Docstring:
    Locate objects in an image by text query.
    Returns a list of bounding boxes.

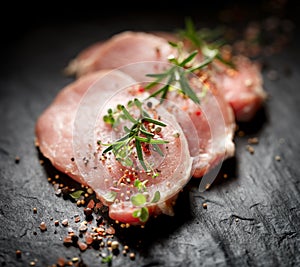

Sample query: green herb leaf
[139,207,149,222]
[147,84,169,98]
[145,47,203,105]
[103,114,115,125]
[135,138,148,171]
[69,190,84,200]
[201,45,218,59]
[151,191,161,203]
[179,50,198,67]
[181,17,203,47]
[135,136,168,145]
[103,191,117,203]
[133,179,141,187]
[152,144,164,157]
[132,208,141,218]
[178,71,200,104]
[140,128,154,137]
[101,254,113,263]
[132,207,149,222]
[134,179,148,192]
[189,57,213,72]
[168,41,180,48]
[121,105,137,123]
[133,98,142,109]
[101,132,131,154]
[131,193,147,206]
[117,156,133,167]
[102,145,113,154]
[179,17,235,68]
[142,117,167,127]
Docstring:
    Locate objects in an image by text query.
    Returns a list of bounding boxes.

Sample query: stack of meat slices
[36,31,266,224]
[66,31,266,121]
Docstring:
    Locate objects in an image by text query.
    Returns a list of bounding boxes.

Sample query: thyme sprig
[178,17,235,68]
[131,190,161,222]
[102,98,168,176]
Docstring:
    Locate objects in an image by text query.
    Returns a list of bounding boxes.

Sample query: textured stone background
[0,1,299,266]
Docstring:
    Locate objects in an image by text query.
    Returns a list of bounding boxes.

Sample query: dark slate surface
[1,1,299,266]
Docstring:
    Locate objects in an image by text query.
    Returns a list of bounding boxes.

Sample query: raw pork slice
[210,56,267,121]
[65,31,175,81]
[36,70,112,185]
[66,30,266,121]
[117,62,236,181]
[156,32,267,121]
[162,77,236,179]
[64,31,236,178]
[35,69,193,224]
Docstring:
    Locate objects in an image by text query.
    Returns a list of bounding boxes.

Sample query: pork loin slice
[36,69,192,224]
[148,68,236,180]
[35,70,112,185]
[66,30,266,122]
[65,31,175,81]
[115,62,236,182]
[210,56,267,121]
[170,84,235,179]
[64,31,236,179]
[156,32,267,121]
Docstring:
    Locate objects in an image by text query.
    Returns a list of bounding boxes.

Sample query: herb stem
[102,99,169,175]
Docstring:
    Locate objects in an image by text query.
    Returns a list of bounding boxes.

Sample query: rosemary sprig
[102,41,214,180]
[178,17,235,68]
[145,18,234,105]
[145,42,212,104]
[102,98,169,176]
[99,20,238,223]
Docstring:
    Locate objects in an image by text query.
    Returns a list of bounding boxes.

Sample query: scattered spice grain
[15,250,22,258]
[129,252,136,260]
[246,145,255,154]
[15,156,20,164]
[111,240,119,250]
[78,241,88,251]
[39,222,47,231]
[61,219,68,227]
[248,137,259,144]
[84,208,93,217]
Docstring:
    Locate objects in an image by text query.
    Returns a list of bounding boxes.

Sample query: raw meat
[211,56,267,121]
[36,69,193,224]
[156,32,267,121]
[36,70,112,185]
[65,31,236,178]
[65,31,266,121]
[65,31,175,81]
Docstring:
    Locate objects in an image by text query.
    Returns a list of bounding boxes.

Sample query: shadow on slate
[237,105,270,136]
[36,146,195,249]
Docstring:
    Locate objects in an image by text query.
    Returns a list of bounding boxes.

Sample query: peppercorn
[39,222,47,231]
[15,250,22,258]
[84,208,93,217]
